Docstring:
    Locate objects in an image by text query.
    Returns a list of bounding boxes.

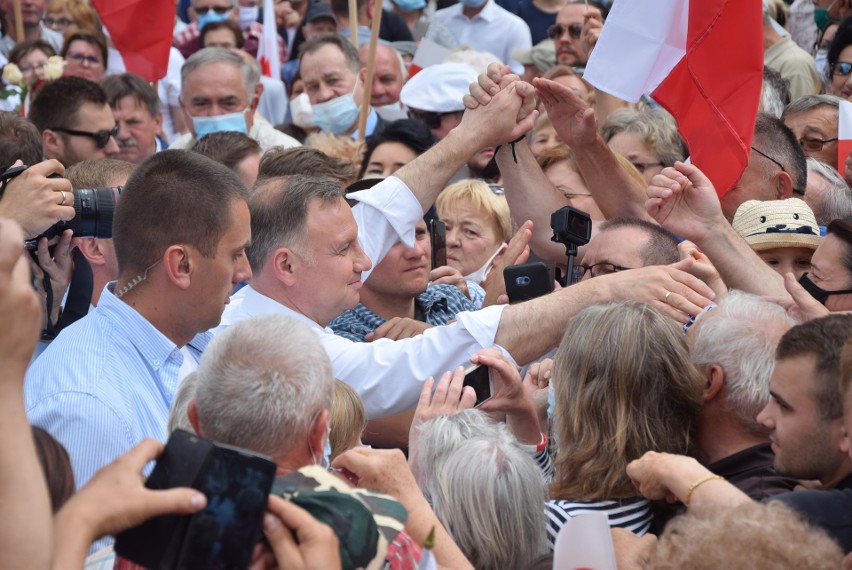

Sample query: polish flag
[583,0,763,197]
[257,0,281,78]
[92,0,174,82]
[838,100,852,171]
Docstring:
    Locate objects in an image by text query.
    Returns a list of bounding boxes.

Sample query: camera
[0,164,121,248]
[550,206,592,286]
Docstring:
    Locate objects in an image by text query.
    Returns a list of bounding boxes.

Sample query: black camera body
[0,164,121,248]
[550,206,593,286]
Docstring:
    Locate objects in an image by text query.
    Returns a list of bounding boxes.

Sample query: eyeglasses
[51,124,119,148]
[798,136,838,152]
[547,23,583,40]
[18,62,45,74]
[630,161,663,173]
[408,109,459,130]
[571,261,633,281]
[43,16,75,29]
[196,6,232,15]
[833,61,852,76]
[751,146,804,196]
[66,51,103,67]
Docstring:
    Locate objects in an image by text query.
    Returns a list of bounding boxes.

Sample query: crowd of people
[2,0,852,567]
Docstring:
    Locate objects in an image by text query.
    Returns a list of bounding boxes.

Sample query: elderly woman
[546,301,703,546]
[601,107,688,186]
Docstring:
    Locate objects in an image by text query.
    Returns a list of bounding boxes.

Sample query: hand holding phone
[504,261,555,303]
[430,219,447,269]
[463,364,493,407]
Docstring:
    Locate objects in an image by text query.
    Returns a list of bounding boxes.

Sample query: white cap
[400,62,479,113]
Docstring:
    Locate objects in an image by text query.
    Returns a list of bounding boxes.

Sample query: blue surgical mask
[197,9,232,30]
[459,0,488,8]
[815,48,829,78]
[311,93,360,134]
[394,0,426,12]
[192,109,249,139]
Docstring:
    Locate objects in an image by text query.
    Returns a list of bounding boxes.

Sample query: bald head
[359,44,406,107]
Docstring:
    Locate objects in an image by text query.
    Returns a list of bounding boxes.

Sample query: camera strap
[56,251,94,331]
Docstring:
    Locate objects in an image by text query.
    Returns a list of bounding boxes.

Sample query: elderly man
[359,43,407,119]
[171,48,300,152]
[0,0,62,57]
[219,81,715,419]
[299,34,383,138]
[804,157,852,225]
[574,218,679,281]
[28,77,120,167]
[781,94,841,170]
[25,150,252,494]
[101,74,165,165]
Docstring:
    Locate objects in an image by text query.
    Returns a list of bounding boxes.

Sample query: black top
[769,473,852,553]
[707,443,798,501]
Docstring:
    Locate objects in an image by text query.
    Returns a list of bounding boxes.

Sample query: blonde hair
[329,380,365,461]
[537,144,646,189]
[436,179,512,242]
[46,0,101,34]
[304,132,364,186]
[550,301,703,501]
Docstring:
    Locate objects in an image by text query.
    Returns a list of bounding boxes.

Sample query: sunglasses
[547,23,583,41]
[799,136,838,152]
[833,61,852,76]
[196,6,232,15]
[52,124,119,149]
[408,109,458,130]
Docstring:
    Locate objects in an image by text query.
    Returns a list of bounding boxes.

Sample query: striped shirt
[544,497,653,549]
[25,283,210,491]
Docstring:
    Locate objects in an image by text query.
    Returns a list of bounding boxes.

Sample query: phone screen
[464,364,492,406]
[178,450,275,570]
[430,219,447,269]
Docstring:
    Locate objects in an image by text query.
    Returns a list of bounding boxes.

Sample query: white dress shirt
[433,0,532,74]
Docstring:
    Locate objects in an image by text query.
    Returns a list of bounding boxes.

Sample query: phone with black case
[114,430,276,570]
[430,219,447,269]
[504,261,556,303]
[464,364,492,406]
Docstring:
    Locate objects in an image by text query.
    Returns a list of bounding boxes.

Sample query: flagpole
[348,0,359,47]
[13,0,24,42]
[356,0,382,142]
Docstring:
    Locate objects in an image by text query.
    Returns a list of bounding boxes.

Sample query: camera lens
[67,187,122,238]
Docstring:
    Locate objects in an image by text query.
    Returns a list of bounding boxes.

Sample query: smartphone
[430,219,447,269]
[504,262,555,304]
[464,364,492,406]
[115,430,276,570]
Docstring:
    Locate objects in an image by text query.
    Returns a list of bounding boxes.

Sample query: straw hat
[732,198,823,251]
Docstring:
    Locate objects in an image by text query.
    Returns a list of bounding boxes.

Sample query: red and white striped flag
[257,0,281,78]
[583,0,763,198]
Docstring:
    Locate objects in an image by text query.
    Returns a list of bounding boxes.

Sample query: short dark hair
[112,150,249,275]
[753,112,807,193]
[66,158,136,189]
[776,314,852,421]
[191,132,261,172]
[0,112,43,170]
[101,73,161,117]
[200,19,245,49]
[599,218,679,266]
[247,175,344,272]
[330,0,367,17]
[358,119,435,179]
[827,218,852,282]
[299,34,360,74]
[60,31,108,68]
[32,427,74,514]
[28,76,108,133]
[8,39,56,66]
[258,147,355,184]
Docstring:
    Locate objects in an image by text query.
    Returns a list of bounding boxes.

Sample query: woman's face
[63,39,104,82]
[544,160,605,221]
[829,44,852,99]
[44,8,75,33]
[552,74,591,103]
[441,197,504,278]
[363,141,417,178]
[607,131,663,186]
[806,234,852,311]
[757,246,813,281]
[529,124,561,157]
[17,48,50,85]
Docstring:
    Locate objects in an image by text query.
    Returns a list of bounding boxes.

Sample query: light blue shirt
[25,283,210,490]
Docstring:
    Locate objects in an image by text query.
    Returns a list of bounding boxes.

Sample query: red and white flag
[839,100,852,170]
[257,0,281,78]
[583,0,763,197]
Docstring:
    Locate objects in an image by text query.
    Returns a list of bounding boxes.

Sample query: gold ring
[59,191,67,205]
[664,291,673,303]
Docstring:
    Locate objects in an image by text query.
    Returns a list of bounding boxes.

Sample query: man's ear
[774,171,795,200]
[704,363,725,402]
[187,399,202,435]
[273,247,299,285]
[308,409,329,458]
[78,238,106,266]
[251,81,264,113]
[42,129,64,161]
[164,245,193,289]
[179,97,197,138]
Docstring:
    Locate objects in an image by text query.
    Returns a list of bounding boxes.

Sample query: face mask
[313,422,333,470]
[815,0,837,30]
[459,0,488,8]
[799,272,852,305]
[464,243,506,284]
[290,92,314,128]
[192,109,249,139]
[238,5,259,28]
[311,93,360,134]
[197,9,232,30]
[394,0,426,12]
[815,48,829,78]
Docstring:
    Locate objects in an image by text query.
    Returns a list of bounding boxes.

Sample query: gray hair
[761,68,791,118]
[806,157,852,225]
[168,371,199,434]
[194,315,334,459]
[247,175,345,272]
[600,107,687,167]
[782,94,842,119]
[412,410,547,570]
[690,290,796,431]
[299,34,360,75]
[181,47,260,103]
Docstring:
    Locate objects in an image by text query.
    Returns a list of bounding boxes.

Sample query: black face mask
[799,272,852,305]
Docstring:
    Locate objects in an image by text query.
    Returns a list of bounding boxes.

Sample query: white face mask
[815,48,829,79]
[238,5,259,28]
[290,92,314,128]
[464,243,506,284]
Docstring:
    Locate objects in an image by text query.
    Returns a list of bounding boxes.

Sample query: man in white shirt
[433,0,531,74]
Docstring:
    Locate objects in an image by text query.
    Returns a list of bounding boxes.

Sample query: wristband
[685,474,724,507]
[494,134,528,164]
[518,432,548,454]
